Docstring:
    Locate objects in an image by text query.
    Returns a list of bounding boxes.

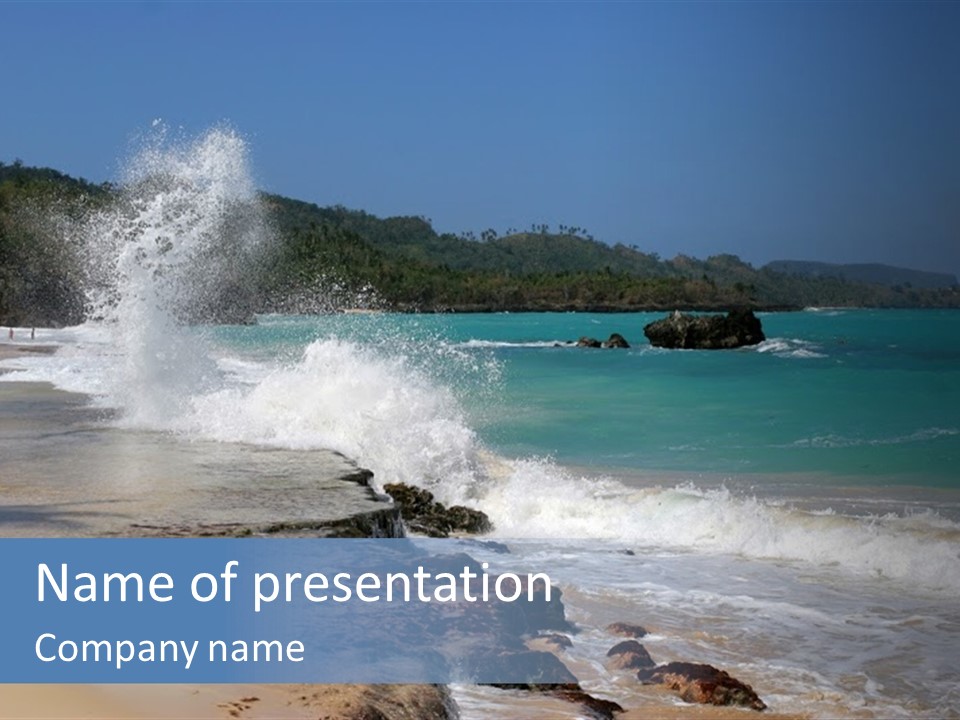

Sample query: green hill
[2,161,958,326]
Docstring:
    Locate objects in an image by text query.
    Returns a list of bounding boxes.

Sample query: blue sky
[2,2,958,275]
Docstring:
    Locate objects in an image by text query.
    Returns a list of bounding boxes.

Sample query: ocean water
[5,310,959,718]
[2,129,958,718]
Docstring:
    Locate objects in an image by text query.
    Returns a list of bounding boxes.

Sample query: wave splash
[179,337,490,498]
[76,125,269,425]
[170,327,960,596]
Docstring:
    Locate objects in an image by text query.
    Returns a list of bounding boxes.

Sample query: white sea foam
[175,338,487,494]
[804,306,848,316]
[475,461,960,594]
[788,427,960,449]
[754,337,828,358]
[456,533,960,719]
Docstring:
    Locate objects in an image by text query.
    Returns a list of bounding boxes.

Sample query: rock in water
[605,622,648,638]
[643,309,765,349]
[637,662,767,711]
[474,651,578,684]
[531,633,574,652]
[605,640,655,671]
[577,333,630,348]
[602,333,630,348]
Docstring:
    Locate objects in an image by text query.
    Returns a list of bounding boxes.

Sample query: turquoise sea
[215,308,960,486]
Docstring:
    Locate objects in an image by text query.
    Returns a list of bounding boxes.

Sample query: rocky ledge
[382,482,492,537]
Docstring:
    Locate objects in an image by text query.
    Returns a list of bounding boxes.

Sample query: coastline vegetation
[2,161,958,326]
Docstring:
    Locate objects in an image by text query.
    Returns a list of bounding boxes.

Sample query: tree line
[1,161,957,326]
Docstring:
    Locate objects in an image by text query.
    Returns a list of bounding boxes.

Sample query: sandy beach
[0,683,808,720]
[0,684,465,720]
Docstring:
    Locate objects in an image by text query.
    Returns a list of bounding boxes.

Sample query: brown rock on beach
[605,640,655,671]
[489,683,624,720]
[637,662,767,711]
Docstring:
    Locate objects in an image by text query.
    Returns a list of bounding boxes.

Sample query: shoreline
[0,348,818,719]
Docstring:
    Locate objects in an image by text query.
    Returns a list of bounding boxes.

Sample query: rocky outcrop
[643,309,765,349]
[383,482,492,537]
[116,461,404,539]
[576,333,630,348]
[636,662,767,711]
[602,333,630,348]
[121,507,404,539]
[491,576,573,635]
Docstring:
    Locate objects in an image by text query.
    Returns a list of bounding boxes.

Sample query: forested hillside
[765,260,957,290]
[2,161,958,326]
[0,162,111,326]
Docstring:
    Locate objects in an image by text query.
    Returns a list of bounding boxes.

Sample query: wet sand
[0,684,439,720]
[0,341,58,363]
[0,684,809,720]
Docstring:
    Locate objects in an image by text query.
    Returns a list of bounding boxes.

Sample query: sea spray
[8,305,960,596]
[19,124,501,496]
[77,126,269,424]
